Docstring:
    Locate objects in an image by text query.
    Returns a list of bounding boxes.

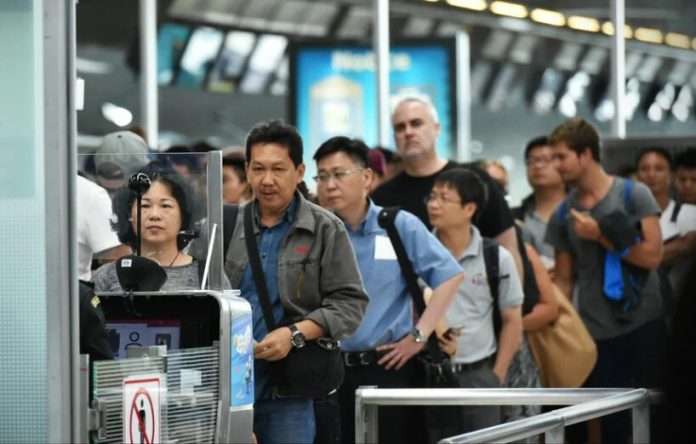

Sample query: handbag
[526,285,597,388]
[377,207,461,443]
[243,203,344,398]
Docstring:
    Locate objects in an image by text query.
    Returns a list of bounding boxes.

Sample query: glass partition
[78,150,226,291]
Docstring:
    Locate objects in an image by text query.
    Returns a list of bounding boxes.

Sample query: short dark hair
[434,168,488,222]
[111,166,198,251]
[524,136,549,160]
[636,147,674,170]
[549,117,601,162]
[245,119,303,167]
[313,136,369,168]
[675,148,696,171]
[222,156,247,182]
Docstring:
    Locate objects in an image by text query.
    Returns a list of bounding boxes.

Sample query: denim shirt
[239,198,297,400]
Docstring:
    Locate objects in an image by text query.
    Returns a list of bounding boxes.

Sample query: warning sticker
[123,374,163,444]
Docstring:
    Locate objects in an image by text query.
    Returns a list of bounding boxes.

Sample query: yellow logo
[90,295,101,308]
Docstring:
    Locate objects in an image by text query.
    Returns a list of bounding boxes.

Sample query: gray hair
[392,95,440,124]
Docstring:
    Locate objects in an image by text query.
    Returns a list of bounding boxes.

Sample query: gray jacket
[224,194,368,341]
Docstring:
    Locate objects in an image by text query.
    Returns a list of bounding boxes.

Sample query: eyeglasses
[313,168,364,183]
[525,155,554,167]
[424,194,462,205]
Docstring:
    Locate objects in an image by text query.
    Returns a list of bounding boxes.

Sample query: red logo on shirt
[296,245,310,255]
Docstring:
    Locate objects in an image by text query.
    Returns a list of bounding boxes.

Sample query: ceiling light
[446,0,487,11]
[490,1,527,19]
[601,22,633,39]
[567,16,600,33]
[634,27,663,44]
[422,0,439,2]
[101,102,133,127]
[530,8,565,27]
[665,32,690,49]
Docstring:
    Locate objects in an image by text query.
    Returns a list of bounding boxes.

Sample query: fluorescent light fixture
[601,22,633,39]
[490,1,527,18]
[634,27,663,44]
[671,86,692,122]
[567,16,600,33]
[530,8,565,27]
[422,0,439,2]
[101,102,133,127]
[665,32,690,49]
[445,0,487,11]
[247,34,287,73]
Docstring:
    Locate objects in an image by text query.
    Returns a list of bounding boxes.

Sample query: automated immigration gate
[80,290,254,443]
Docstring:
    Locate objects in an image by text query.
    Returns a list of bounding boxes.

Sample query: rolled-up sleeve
[306,219,369,340]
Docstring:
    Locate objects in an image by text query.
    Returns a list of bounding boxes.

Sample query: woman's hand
[253,327,293,361]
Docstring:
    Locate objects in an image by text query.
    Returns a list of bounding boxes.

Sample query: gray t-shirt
[444,226,524,363]
[545,177,662,340]
[93,260,224,292]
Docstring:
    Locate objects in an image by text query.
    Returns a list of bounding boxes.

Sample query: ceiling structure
[75,0,696,143]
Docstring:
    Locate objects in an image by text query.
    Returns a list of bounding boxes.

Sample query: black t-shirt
[371,160,514,236]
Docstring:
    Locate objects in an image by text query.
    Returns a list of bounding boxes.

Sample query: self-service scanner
[78,151,253,443]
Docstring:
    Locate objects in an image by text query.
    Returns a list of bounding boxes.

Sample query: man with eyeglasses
[223,120,368,444]
[313,136,464,444]
[371,96,524,279]
[512,136,566,264]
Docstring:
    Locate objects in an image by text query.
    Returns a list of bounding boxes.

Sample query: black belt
[451,355,494,373]
[342,350,383,367]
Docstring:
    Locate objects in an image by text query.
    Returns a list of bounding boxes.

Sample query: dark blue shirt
[239,198,297,400]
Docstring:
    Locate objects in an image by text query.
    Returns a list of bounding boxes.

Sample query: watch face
[291,332,306,348]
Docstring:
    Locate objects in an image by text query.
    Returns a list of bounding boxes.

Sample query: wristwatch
[288,324,306,349]
[409,328,426,343]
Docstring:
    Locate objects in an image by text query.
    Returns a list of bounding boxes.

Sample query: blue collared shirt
[239,198,298,400]
[340,201,463,352]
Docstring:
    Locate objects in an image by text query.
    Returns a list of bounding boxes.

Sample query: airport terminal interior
[2,0,696,442]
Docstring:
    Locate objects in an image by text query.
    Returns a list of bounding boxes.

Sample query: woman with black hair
[93,168,228,291]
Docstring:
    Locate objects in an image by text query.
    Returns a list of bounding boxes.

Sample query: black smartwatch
[288,324,306,349]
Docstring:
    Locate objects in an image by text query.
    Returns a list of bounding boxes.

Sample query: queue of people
[75,96,696,444]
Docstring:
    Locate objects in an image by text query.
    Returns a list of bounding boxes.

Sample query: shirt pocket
[281,258,321,304]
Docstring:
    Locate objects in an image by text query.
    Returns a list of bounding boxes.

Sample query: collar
[254,194,298,229]
[339,199,382,235]
[431,225,482,261]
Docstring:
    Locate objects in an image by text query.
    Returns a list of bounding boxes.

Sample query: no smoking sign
[123,374,163,444]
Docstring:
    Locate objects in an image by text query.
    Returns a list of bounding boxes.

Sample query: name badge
[374,235,397,260]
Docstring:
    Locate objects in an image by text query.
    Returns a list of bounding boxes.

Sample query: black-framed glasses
[525,155,554,167]
[424,194,462,205]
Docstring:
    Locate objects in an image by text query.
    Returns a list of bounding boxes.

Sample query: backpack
[482,238,503,338]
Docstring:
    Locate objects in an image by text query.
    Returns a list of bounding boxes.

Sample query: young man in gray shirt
[545,117,665,444]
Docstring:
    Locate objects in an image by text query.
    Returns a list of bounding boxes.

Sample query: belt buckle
[359,352,372,366]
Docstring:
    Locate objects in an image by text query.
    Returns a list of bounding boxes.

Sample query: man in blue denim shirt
[314,137,464,444]
[224,121,368,444]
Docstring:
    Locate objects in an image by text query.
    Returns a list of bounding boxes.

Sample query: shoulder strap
[243,203,277,332]
[482,238,502,337]
[671,201,682,223]
[623,178,634,208]
[377,207,444,360]
[377,207,426,314]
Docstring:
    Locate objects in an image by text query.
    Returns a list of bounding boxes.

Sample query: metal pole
[610,0,626,138]
[544,425,565,444]
[632,400,651,443]
[455,31,471,162]
[373,0,390,147]
[140,0,158,147]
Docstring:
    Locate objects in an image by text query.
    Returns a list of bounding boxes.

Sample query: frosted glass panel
[0,0,48,442]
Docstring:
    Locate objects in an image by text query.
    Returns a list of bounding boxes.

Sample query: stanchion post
[632,400,650,443]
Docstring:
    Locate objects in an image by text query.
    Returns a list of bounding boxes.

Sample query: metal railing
[355,387,660,444]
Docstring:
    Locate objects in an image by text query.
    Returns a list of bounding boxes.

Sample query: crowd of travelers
[77,96,696,444]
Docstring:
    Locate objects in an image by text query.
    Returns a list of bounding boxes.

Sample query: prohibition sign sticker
[123,374,162,444]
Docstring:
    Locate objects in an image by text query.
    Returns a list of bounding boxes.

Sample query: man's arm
[377,272,464,370]
[553,250,575,301]
[493,305,522,382]
[494,227,524,283]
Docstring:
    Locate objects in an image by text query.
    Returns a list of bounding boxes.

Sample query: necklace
[168,250,180,267]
